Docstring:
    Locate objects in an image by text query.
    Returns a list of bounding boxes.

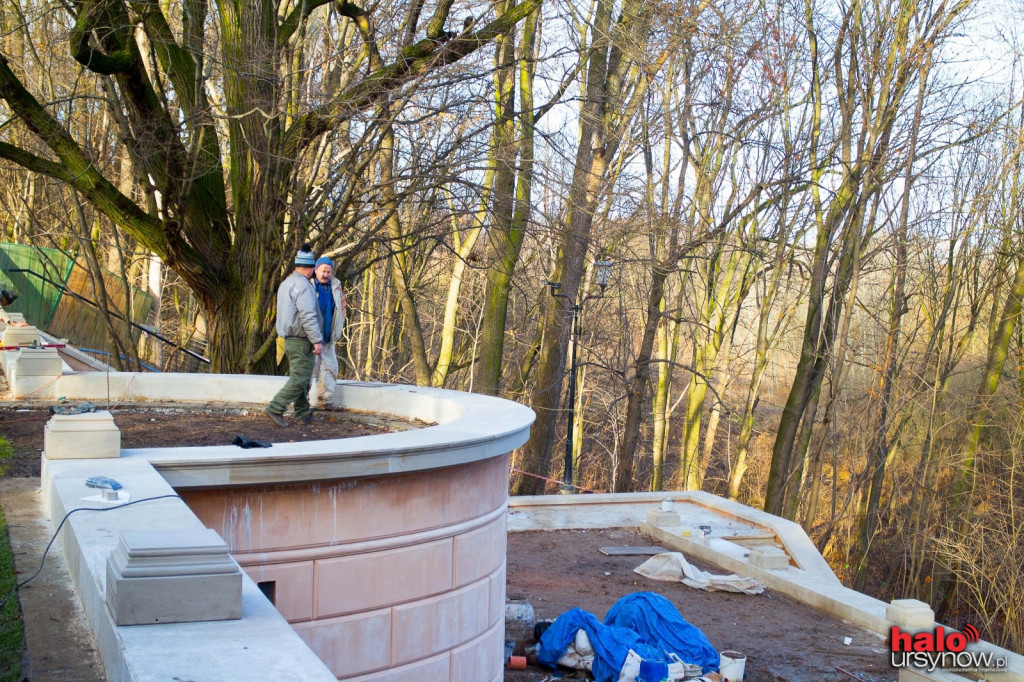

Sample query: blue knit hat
[315,256,334,269]
[295,245,316,267]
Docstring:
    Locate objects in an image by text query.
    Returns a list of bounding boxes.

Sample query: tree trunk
[511,0,655,494]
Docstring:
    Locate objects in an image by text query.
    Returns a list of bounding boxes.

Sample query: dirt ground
[505,528,897,682]
[0,403,413,477]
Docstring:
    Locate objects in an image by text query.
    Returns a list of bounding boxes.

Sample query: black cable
[0,493,183,610]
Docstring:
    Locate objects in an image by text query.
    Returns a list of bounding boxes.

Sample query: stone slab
[43,411,120,459]
[749,545,790,570]
[12,347,62,376]
[2,325,39,346]
[887,599,935,629]
[598,546,669,556]
[106,567,242,626]
[645,509,681,528]
[105,528,242,625]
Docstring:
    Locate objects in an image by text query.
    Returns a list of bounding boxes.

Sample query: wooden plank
[599,546,669,556]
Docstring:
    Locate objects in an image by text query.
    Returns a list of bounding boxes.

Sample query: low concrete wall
[39,377,534,682]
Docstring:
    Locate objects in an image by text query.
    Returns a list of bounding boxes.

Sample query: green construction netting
[0,243,74,327]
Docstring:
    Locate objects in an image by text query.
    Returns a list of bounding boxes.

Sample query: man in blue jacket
[265,245,323,426]
[311,256,346,409]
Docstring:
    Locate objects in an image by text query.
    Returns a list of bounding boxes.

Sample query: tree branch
[283,0,541,157]
[0,142,72,179]
[0,52,174,265]
[129,0,203,113]
[70,1,137,74]
[279,0,334,46]
[425,0,456,39]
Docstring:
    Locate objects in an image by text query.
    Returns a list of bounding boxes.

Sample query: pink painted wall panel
[314,539,453,618]
[450,620,505,682]
[242,561,314,622]
[293,609,392,677]
[344,653,449,682]
[453,514,505,588]
[488,566,506,630]
[390,580,490,665]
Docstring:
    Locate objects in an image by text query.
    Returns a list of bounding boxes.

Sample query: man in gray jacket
[265,245,323,426]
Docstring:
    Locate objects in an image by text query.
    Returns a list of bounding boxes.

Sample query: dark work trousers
[267,337,316,420]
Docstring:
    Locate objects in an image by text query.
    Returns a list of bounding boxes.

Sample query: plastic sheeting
[537,592,719,682]
[635,552,765,594]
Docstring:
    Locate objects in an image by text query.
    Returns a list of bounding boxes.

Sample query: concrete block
[105,528,242,626]
[749,546,790,570]
[646,509,681,528]
[887,599,935,629]
[44,411,121,459]
[2,325,40,346]
[12,347,62,377]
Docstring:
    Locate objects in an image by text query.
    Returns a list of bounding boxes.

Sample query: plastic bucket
[719,650,746,681]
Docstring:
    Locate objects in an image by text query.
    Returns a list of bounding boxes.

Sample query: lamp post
[544,258,614,493]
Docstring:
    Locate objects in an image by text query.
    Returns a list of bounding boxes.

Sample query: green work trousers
[267,337,315,420]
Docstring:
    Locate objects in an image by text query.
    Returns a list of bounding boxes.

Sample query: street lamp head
[595,259,614,290]
[542,279,562,292]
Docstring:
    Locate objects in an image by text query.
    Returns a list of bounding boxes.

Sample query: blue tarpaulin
[606,592,719,674]
[537,592,719,681]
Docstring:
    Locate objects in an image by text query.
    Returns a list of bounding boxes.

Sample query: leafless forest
[1,0,1022,650]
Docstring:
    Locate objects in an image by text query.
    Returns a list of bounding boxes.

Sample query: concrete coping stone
[46,410,118,430]
[111,528,240,578]
[111,381,536,488]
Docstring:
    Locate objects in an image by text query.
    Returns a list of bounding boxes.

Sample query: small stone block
[748,546,790,570]
[12,347,62,377]
[106,528,242,626]
[646,509,681,528]
[887,599,935,629]
[2,325,40,346]
[43,411,121,459]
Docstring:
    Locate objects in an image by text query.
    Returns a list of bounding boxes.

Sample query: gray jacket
[276,271,323,343]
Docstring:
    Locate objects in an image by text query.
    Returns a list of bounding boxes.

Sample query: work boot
[264,407,288,427]
[298,412,318,425]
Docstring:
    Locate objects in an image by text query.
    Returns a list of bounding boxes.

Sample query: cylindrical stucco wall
[182,454,510,682]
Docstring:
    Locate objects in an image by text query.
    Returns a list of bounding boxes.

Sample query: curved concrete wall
[183,456,509,681]
[38,376,533,682]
